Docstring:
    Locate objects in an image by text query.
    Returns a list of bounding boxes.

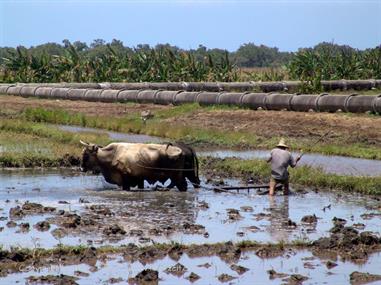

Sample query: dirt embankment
[167,109,381,146]
[0,95,170,118]
[1,95,380,146]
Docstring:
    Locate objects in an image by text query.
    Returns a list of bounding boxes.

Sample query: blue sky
[1,0,380,51]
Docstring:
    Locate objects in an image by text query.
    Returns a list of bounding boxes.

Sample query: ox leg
[122,178,131,191]
[175,177,188,192]
[187,173,201,189]
[138,180,144,189]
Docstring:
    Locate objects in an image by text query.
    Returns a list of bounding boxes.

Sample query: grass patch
[201,157,381,195]
[0,120,111,167]
[2,106,376,159]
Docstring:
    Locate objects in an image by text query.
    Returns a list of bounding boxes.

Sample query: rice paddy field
[0,83,380,285]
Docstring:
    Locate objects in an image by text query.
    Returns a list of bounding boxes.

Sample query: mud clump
[313,225,381,262]
[283,219,297,228]
[34,221,50,231]
[301,214,318,224]
[349,271,381,285]
[103,224,126,236]
[197,201,209,209]
[6,221,17,228]
[60,213,82,228]
[332,217,347,226]
[326,260,338,269]
[282,274,309,284]
[74,271,89,277]
[182,223,205,234]
[51,228,67,239]
[267,269,288,280]
[227,208,242,221]
[230,264,249,275]
[27,274,78,285]
[18,222,30,233]
[128,269,158,284]
[217,242,241,262]
[256,246,284,259]
[9,206,24,219]
[88,205,114,216]
[168,245,184,261]
[164,262,187,276]
[22,202,55,214]
[217,273,236,282]
[108,277,123,284]
[185,272,200,283]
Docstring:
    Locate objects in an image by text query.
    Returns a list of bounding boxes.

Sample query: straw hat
[277,138,289,148]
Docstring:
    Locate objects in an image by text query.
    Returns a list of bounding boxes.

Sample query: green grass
[17,106,381,160]
[202,157,381,195]
[0,119,111,167]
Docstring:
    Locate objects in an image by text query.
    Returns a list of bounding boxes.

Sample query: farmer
[266,138,302,196]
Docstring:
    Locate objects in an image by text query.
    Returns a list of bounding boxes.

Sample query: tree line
[0,39,380,84]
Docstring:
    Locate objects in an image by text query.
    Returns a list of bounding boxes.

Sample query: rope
[134,162,196,172]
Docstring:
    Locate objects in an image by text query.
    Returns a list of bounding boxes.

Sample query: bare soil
[167,109,381,145]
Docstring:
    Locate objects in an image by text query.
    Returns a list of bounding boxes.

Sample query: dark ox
[80,141,199,191]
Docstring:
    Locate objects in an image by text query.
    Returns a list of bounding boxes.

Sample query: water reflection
[268,196,291,242]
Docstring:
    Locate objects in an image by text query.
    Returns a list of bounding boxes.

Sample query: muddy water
[199,150,381,177]
[57,124,381,177]
[59,125,163,143]
[2,250,381,284]
[1,169,380,249]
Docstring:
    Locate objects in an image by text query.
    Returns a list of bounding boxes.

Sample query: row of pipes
[1,84,380,114]
[1,79,381,92]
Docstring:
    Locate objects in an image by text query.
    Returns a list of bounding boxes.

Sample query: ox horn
[79,140,90,146]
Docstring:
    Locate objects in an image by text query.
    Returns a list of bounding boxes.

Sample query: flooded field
[0,125,380,284]
[1,250,381,285]
[1,168,381,284]
[1,169,381,249]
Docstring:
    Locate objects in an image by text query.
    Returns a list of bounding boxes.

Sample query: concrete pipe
[264,93,294,111]
[345,95,377,113]
[67,88,87,100]
[99,89,120,102]
[155,90,182,105]
[256,82,285,92]
[19,86,39,97]
[117,90,140,103]
[174,91,201,105]
[60,83,101,89]
[373,95,381,114]
[290,94,319,112]
[83,89,103,101]
[51,88,70,100]
[148,82,183,91]
[240,93,268,110]
[0,85,13,94]
[322,80,347,91]
[137,89,160,103]
[283,81,301,92]
[317,94,349,112]
[217,82,253,92]
[202,83,221,92]
[35,87,53,98]
[181,82,205,91]
[346,80,375,90]
[110,83,149,90]
[218,92,246,105]
[196,91,222,105]
[6,86,23,96]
